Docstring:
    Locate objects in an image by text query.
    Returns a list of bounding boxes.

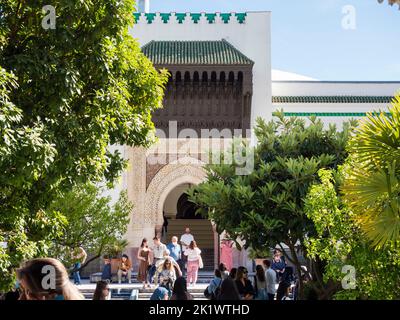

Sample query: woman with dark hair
[170,277,193,300]
[276,281,292,301]
[137,238,151,289]
[184,240,202,286]
[229,267,237,280]
[235,266,254,300]
[217,278,240,300]
[254,265,267,300]
[218,263,229,280]
[93,280,110,300]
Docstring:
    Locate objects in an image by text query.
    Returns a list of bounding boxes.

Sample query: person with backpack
[204,269,223,300]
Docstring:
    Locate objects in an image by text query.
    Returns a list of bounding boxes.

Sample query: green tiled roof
[142,40,254,65]
[275,112,391,117]
[272,96,394,104]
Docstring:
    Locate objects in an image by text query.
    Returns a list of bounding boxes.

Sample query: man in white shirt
[149,236,168,285]
[180,227,194,276]
[180,227,194,252]
[264,259,278,301]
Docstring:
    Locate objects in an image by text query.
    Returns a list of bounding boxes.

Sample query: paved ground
[76,279,209,300]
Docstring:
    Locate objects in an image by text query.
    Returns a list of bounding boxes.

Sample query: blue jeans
[148,264,156,283]
[256,289,268,300]
[73,262,81,284]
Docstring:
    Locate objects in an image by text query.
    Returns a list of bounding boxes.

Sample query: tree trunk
[287,241,304,300]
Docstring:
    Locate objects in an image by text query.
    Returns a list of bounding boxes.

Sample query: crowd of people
[0,226,295,301]
[147,247,295,301]
[99,227,203,291]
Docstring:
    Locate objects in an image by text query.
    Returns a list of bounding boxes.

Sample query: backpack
[204,278,222,300]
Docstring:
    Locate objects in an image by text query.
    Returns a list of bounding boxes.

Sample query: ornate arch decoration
[145,158,207,226]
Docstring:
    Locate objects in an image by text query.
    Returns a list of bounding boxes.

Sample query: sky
[146,0,400,81]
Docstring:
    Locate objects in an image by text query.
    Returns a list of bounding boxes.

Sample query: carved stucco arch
[145,159,207,226]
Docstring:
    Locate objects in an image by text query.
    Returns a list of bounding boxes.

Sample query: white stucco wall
[272,81,400,129]
[272,81,400,96]
[130,11,272,130]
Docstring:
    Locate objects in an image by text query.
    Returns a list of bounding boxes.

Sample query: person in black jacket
[235,266,254,300]
[217,278,241,300]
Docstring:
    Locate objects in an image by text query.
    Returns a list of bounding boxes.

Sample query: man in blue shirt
[167,236,184,276]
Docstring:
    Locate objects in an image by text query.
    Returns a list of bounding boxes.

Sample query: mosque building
[107,0,400,271]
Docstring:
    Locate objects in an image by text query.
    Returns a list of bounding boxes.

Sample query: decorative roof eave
[142,40,254,66]
[272,96,394,104]
[133,12,248,24]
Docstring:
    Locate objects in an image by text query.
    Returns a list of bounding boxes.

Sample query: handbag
[198,255,204,269]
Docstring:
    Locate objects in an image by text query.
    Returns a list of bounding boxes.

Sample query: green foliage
[0,1,166,291]
[189,113,354,267]
[305,169,400,300]
[48,183,132,268]
[342,96,400,247]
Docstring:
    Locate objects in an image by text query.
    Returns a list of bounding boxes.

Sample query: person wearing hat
[117,254,132,284]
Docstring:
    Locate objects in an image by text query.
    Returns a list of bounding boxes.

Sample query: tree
[342,96,400,248]
[377,0,400,9]
[0,0,167,291]
[305,169,400,300]
[48,183,132,272]
[188,113,355,298]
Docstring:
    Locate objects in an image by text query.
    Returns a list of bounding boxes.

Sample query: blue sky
[147,0,400,81]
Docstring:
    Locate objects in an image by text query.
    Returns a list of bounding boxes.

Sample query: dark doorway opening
[176,193,202,219]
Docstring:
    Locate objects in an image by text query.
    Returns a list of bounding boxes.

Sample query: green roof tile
[190,13,202,23]
[206,13,216,23]
[145,13,156,24]
[142,40,254,65]
[235,13,247,24]
[220,13,231,23]
[175,13,186,24]
[160,13,171,23]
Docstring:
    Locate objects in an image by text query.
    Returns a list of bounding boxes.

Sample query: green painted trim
[220,13,231,23]
[133,13,141,22]
[160,13,171,23]
[190,13,202,23]
[235,13,247,24]
[175,13,186,24]
[272,96,394,104]
[205,13,216,24]
[133,12,248,24]
[146,13,156,24]
[276,112,391,117]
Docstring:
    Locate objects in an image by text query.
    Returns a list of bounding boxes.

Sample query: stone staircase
[80,272,214,300]
[165,219,215,270]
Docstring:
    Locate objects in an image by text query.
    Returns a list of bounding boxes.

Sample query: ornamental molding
[144,160,206,226]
